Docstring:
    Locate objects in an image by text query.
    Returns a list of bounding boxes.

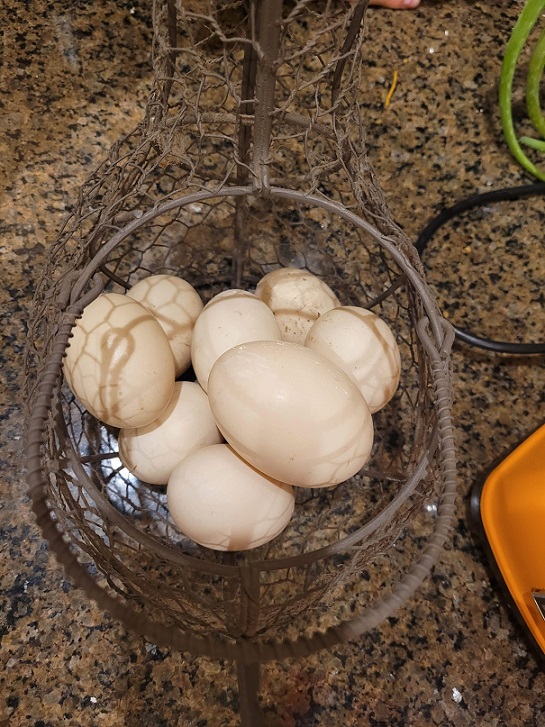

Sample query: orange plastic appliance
[471,422,545,661]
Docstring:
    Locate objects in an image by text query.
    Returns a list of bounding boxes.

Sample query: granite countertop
[1,0,545,725]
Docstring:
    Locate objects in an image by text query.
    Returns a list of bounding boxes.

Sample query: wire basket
[24,0,456,722]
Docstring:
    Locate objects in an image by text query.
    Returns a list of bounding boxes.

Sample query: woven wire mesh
[24,0,456,661]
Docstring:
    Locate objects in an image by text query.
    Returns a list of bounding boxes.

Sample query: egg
[167,443,295,551]
[304,306,401,414]
[118,381,223,485]
[207,340,374,488]
[255,267,341,344]
[126,274,203,378]
[190,288,282,392]
[64,292,176,428]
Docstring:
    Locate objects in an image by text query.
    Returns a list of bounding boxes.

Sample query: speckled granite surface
[2,1,545,725]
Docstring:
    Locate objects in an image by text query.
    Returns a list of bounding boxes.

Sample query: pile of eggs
[64,268,401,552]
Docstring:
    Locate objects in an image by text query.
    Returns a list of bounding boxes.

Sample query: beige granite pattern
[2,0,545,725]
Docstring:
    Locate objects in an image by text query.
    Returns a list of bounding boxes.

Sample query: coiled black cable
[414,182,545,354]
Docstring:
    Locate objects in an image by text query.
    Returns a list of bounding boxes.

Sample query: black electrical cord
[414,182,545,354]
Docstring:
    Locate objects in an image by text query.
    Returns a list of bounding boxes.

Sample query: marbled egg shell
[207,340,374,488]
[64,292,176,428]
[305,306,401,413]
[191,288,282,392]
[255,267,341,344]
[126,274,203,378]
[167,443,295,551]
[118,381,223,485]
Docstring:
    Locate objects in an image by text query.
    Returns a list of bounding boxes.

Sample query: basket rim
[25,183,457,660]
[68,184,447,346]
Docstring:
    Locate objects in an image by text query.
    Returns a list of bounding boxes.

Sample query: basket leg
[236,658,264,727]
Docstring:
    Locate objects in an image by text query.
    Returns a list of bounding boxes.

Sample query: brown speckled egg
[255,267,340,344]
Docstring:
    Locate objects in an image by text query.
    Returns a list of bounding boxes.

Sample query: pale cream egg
[207,340,374,488]
[190,288,282,392]
[255,267,341,344]
[64,293,176,428]
[126,274,204,378]
[304,306,401,413]
[118,381,223,485]
[167,443,295,551]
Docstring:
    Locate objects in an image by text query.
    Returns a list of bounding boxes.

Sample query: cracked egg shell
[64,292,176,429]
[255,267,340,344]
[305,306,401,414]
[126,274,203,378]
